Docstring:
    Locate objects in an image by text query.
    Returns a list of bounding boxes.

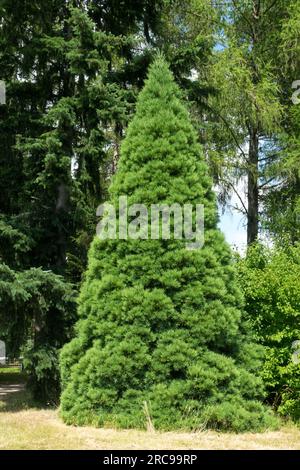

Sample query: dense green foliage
[238,244,300,421]
[60,59,277,432]
[0,0,300,430]
[0,0,167,400]
[263,0,300,244]
[0,263,75,402]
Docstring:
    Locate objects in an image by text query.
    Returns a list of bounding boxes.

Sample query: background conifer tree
[60,58,277,431]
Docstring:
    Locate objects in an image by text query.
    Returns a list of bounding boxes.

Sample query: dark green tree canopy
[62,59,276,430]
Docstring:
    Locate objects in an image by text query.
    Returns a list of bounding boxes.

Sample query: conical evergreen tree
[60,58,276,431]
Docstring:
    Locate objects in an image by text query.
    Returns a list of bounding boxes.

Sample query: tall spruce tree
[60,58,276,431]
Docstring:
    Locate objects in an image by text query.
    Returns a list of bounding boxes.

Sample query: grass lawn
[0,369,299,450]
[1,409,300,450]
[0,367,26,384]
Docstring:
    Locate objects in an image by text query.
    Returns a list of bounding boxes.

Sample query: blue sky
[219,206,247,254]
[215,179,248,254]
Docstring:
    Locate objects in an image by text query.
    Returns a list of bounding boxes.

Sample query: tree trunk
[247,128,259,245]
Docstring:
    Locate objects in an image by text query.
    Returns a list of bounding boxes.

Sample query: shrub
[238,244,300,421]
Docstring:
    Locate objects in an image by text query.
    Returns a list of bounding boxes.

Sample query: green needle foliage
[60,58,277,432]
[0,263,75,403]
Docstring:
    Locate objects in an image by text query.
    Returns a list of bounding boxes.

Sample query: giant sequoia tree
[60,58,276,431]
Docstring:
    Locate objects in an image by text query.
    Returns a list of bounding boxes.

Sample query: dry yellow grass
[0,372,299,450]
[0,409,300,450]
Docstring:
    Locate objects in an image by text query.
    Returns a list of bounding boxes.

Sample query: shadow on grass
[0,368,26,384]
[0,369,46,413]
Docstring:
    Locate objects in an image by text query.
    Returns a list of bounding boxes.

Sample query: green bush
[238,244,300,421]
[60,58,278,431]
